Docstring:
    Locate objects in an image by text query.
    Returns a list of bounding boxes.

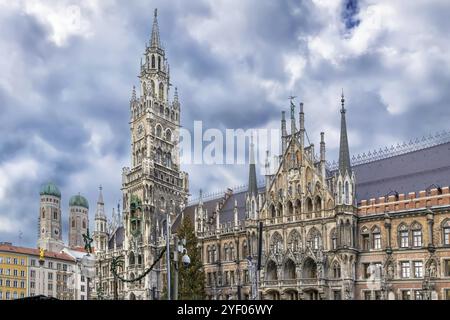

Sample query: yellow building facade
[0,244,28,300]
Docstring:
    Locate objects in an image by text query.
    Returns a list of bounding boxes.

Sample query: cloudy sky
[1,0,449,247]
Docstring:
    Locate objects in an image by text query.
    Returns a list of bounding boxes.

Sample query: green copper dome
[69,194,89,209]
[40,182,61,198]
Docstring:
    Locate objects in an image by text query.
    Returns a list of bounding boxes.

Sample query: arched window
[242,241,248,258]
[82,219,86,229]
[42,209,45,219]
[411,222,423,247]
[372,226,381,249]
[53,210,57,220]
[361,226,369,251]
[72,219,75,228]
[129,252,135,265]
[165,108,169,117]
[345,181,349,204]
[333,262,341,279]
[443,219,450,245]
[307,228,321,250]
[151,80,155,95]
[151,55,155,69]
[288,230,301,252]
[398,224,409,248]
[330,228,337,250]
[229,243,234,261]
[213,245,217,262]
[338,181,342,203]
[266,260,278,281]
[158,56,161,71]
[287,201,293,216]
[158,83,164,100]
[156,125,162,138]
[166,129,172,142]
[206,246,211,263]
[315,196,322,216]
[156,148,162,163]
[165,153,172,167]
[271,232,283,254]
[270,204,276,218]
[224,244,229,261]
[159,104,164,115]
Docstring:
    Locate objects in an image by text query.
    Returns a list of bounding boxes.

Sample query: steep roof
[108,226,124,250]
[354,141,450,201]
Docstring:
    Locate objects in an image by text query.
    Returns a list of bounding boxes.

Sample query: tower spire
[150,8,161,49]
[98,185,104,205]
[338,90,352,175]
[248,134,258,197]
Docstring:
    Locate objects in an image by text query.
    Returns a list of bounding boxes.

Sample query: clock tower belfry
[121,9,189,300]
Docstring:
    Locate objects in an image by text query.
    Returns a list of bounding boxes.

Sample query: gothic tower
[38,182,64,253]
[94,186,108,253]
[246,136,259,220]
[334,91,358,299]
[68,193,89,248]
[121,9,189,300]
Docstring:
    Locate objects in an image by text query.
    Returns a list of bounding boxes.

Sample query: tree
[176,216,205,300]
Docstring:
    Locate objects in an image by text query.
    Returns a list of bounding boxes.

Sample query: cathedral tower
[38,182,64,252]
[121,9,189,300]
[68,193,89,248]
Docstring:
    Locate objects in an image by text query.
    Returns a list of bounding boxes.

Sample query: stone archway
[302,258,317,279]
[266,260,278,281]
[284,259,296,280]
[303,288,320,300]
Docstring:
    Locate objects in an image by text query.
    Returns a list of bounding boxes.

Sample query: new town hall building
[91,11,450,300]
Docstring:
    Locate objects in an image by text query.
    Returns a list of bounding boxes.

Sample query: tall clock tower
[121,9,189,300]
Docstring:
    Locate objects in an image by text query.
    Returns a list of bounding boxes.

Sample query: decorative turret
[94,186,108,253]
[320,132,326,180]
[299,102,305,149]
[335,90,356,206]
[281,111,287,154]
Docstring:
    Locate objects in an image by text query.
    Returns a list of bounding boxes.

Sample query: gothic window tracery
[398,223,409,248]
[159,83,164,100]
[411,222,423,247]
[307,228,321,250]
[288,230,301,252]
[271,232,283,254]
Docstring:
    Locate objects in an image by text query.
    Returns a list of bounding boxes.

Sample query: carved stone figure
[428,261,437,278]
[387,263,394,279]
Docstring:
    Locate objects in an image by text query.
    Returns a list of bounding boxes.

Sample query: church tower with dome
[38,182,65,253]
[68,193,90,248]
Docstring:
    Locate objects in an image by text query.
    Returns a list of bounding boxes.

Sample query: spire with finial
[199,189,203,205]
[174,87,179,103]
[248,133,258,197]
[150,8,161,49]
[338,90,352,175]
[131,86,137,101]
